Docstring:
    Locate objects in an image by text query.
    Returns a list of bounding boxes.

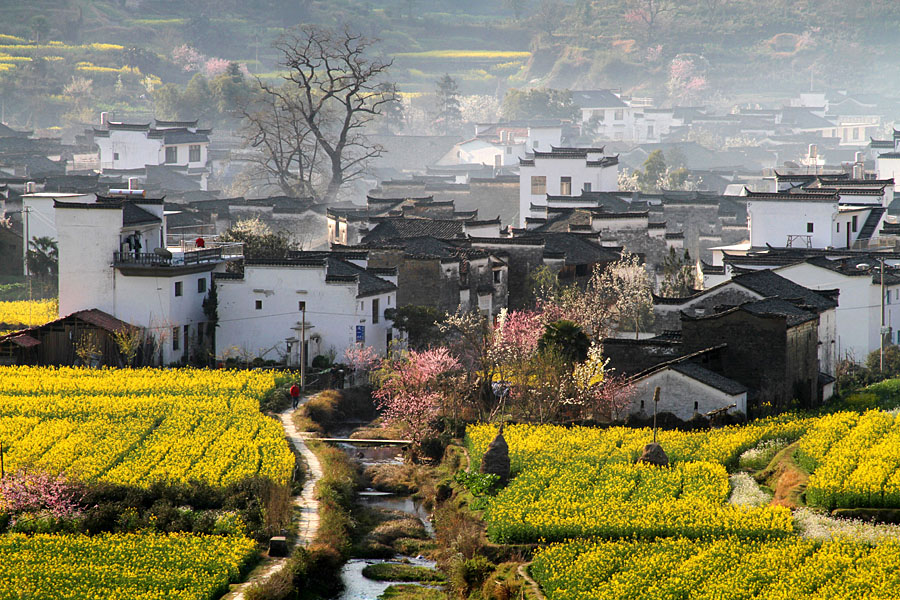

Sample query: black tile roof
[155,119,199,128]
[731,269,838,312]
[570,90,627,108]
[361,218,466,242]
[739,298,819,326]
[326,256,397,298]
[671,362,748,395]
[540,232,622,266]
[122,203,161,226]
[162,129,209,145]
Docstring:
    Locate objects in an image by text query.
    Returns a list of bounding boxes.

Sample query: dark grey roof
[163,129,209,145]
[671,362,747,395]
[731,269,838,312]
[570,90,627,108]
[155,119,199,128]
[145,165,202,192]
[540,232,622,266]
[326,256,396,298]
[779,107,836,129]
[361,218,465,242]
[739,298,819,326]
[122,203,161,226]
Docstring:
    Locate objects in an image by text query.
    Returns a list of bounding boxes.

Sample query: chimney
[853,151,865,179]
[100,112,109,127]
[128,177,140,190]
[24,181,35,194]
[808,144,818,159]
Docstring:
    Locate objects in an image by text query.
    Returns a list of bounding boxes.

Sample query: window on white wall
[174,281,183,297]
[806,222,814,233]
[531,176,546,195]
[560,176,572,195]
[189,145,201,162]
[165,146,177,163]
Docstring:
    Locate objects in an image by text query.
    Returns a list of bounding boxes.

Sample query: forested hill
[1,0,899,128]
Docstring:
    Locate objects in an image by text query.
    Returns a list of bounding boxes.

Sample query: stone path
[223,399,323,600]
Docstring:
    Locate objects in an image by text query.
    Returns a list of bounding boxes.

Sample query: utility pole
[652,386,660,444]
[881,257,886,373]
[23,205,31,301]
[300,304,306,391]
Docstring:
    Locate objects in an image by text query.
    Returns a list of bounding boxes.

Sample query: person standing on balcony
[195,237,205,248]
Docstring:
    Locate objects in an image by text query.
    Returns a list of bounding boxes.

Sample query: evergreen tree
[660,248,696,297]
[377,82,405,133]
[434,74,462,135]
[638,149,667,191]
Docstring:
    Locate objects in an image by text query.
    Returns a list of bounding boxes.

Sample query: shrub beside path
[223,400,323,599]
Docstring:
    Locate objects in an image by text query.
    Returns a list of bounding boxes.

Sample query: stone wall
[681,310,819,415]
[469,241,544,310]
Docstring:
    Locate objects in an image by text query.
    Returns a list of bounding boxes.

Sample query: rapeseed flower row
[0,367,294,487]
[467,417,811,477]
[466,423,801,542]
[0,531,255,599]
[798,410,900,508]
[531,536,900,600]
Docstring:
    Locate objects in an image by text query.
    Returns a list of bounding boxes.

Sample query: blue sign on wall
[356,325,365,342]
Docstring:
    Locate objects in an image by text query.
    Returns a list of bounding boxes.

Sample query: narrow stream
[335,440,439,600]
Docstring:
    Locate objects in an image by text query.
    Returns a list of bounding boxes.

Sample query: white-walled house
[93,115,211,190]
[55,197,233,364]
[518,147,619,226]
[629,360,748,421]
[21,191,93,269]
[438,122,563,168]
[215,252,396,367]
[776,257,900,363]
[745,189,886,250]
[571,91,683,143]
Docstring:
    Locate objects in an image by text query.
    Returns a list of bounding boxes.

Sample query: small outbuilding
[0,309,137,366]
[629,358,748,422]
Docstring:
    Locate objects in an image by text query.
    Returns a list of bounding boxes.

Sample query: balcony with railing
[114,243,243,269]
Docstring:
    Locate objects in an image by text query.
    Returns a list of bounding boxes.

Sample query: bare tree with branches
[240,84,321,197]
[254,24,396,203]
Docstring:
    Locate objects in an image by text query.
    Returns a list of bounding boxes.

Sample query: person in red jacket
[289,382,301,409]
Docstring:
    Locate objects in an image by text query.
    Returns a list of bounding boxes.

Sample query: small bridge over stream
[312,438,413,446]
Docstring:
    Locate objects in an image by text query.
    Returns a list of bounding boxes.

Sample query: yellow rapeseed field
[0,299,58,329]
[466,420,810,542]
[0,366,294,487]
[531,536,900,600]
[0,531,256,599]
[797,409,900,509]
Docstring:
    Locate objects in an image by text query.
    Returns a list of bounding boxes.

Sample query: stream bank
[293,388,446,600]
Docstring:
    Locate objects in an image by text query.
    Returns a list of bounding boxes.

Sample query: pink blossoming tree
[344,343,380,385]
[0,470,83,524]
[373,348,460,446]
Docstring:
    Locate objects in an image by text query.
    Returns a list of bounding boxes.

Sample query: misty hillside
[0,0,899,128]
